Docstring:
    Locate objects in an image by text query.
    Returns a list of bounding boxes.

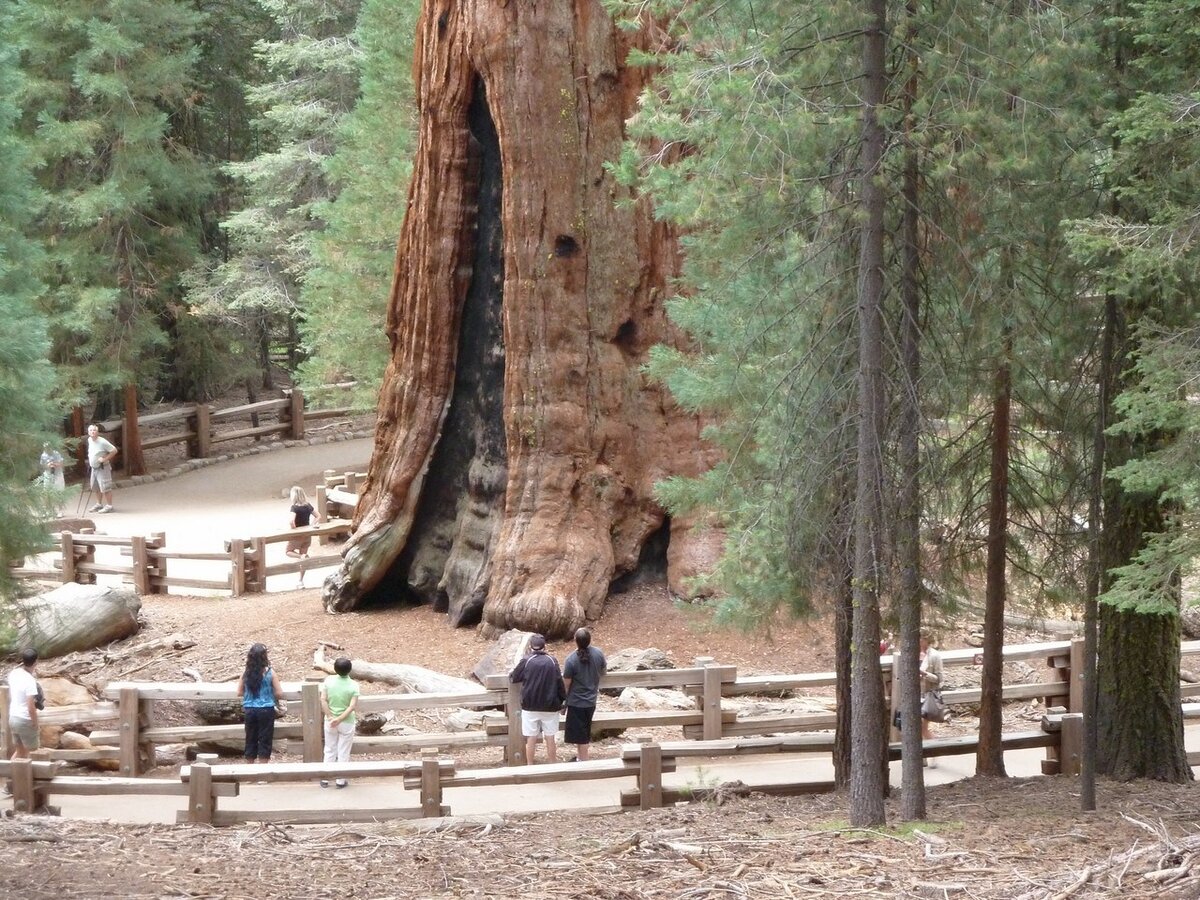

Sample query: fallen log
[2,584,140,657]
[313,644,481,694]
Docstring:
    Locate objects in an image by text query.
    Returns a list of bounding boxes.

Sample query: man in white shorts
[86,424,118,513]
[509,634,565,765]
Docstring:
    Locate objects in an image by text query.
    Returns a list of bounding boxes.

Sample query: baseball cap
[529,634,546,650]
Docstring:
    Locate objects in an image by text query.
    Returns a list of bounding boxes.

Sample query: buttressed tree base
[323,0,720,637]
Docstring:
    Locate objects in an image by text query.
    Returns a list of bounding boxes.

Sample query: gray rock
[473,630,536,684]
[607,647,677,673]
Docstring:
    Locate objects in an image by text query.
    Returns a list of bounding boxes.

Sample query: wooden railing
[67,387,360,478]
[4,640,1197,823]
[10,521,352,595]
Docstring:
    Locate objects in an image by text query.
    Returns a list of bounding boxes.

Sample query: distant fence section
[66,386,358,478]
[9,473,369,595]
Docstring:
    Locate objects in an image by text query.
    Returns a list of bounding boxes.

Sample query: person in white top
[7,648,41,758]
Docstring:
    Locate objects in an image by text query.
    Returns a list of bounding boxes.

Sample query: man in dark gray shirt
[562,628,606,761]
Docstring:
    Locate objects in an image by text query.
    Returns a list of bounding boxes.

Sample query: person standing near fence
[85,424,118,513]
[509,633,565,765]
[39,443,65,491]
[6,648,41,761]
[320,656,359,788]
[919,633,948,764]
[562,628,606,761]
[285,486,319,588]
[236,643,282,765]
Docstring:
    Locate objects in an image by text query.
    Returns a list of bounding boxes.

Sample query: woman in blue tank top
[236,643,282,763]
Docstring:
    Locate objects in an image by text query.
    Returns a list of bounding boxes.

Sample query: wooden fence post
[344,471,357,493]
[702,663,723,741]
[188,404,211,459]
[288,389,305,440]
[249,537,268,592]
[506,680,525,765]
[130,535,151,595]
[78,539,96,585]
[228,538,247,594]
[1068,637,1084,713]
[122,382,145,476]
[10,758,35,814]
[315,486,330,545]
[187,761,214,825]
[60,532,76,584]
[638,743,664,810]
[118,687,141,777]
[301,682,323,763]
[420,748,444,818]
[0,687,11,759]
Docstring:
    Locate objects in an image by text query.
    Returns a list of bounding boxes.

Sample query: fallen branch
[312,644,482,694]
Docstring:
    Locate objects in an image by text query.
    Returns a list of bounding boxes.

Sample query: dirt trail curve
[61,438,373,591]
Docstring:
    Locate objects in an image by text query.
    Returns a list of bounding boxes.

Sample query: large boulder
[4,583,140,657]
[1182,604,1200,640]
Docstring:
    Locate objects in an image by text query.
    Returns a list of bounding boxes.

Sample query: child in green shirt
[319,656,360,787]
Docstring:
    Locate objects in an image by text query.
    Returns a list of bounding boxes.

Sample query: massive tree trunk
[323,2,715,636]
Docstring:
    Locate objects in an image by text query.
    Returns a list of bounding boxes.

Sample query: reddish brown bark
[323,1,716,636]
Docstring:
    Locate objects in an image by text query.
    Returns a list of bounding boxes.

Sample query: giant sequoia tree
[324,1,715,635]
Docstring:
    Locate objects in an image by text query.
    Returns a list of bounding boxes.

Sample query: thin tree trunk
[896,10,925,818]
[976,317,1011,776]
[849,0,889,828]
[1080,294,1115,810]
[833,549,854,789]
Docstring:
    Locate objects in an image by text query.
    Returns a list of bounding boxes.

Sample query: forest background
[1,0,1198,829]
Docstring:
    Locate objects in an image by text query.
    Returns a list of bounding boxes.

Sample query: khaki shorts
[9,717,40,751]
[91,464,113,492]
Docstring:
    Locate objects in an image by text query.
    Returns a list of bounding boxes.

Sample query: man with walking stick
[85,424,118,513]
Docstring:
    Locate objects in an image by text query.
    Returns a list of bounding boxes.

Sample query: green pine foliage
[611,0,866,623]
[14,0,212,402]
[298,0,419,407]
[614,0,1101,624]
[185,0,362,387]
[0,21,60,604]
[1067,0,1200,617]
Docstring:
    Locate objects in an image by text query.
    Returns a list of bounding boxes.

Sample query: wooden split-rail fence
[3,640,1198,825]
[64,387,358,479]
[11,471,367,595]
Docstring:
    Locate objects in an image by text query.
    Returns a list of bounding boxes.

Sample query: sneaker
[319,780,330,788]
[335,779,349,789]
[88,504,103,513]
[99,505,113,513]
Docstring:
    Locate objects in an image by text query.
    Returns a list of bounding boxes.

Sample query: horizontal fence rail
[3,639,1198,823]
[11,519,354,596]
[66,386,360,478]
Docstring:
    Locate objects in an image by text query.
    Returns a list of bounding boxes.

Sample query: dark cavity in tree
[361,75,508,624]
[554,235,580,258]
[610,516,671,593]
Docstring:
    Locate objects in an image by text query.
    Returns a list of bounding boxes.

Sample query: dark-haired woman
[562,628,607,761]
[237,643,282,763]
